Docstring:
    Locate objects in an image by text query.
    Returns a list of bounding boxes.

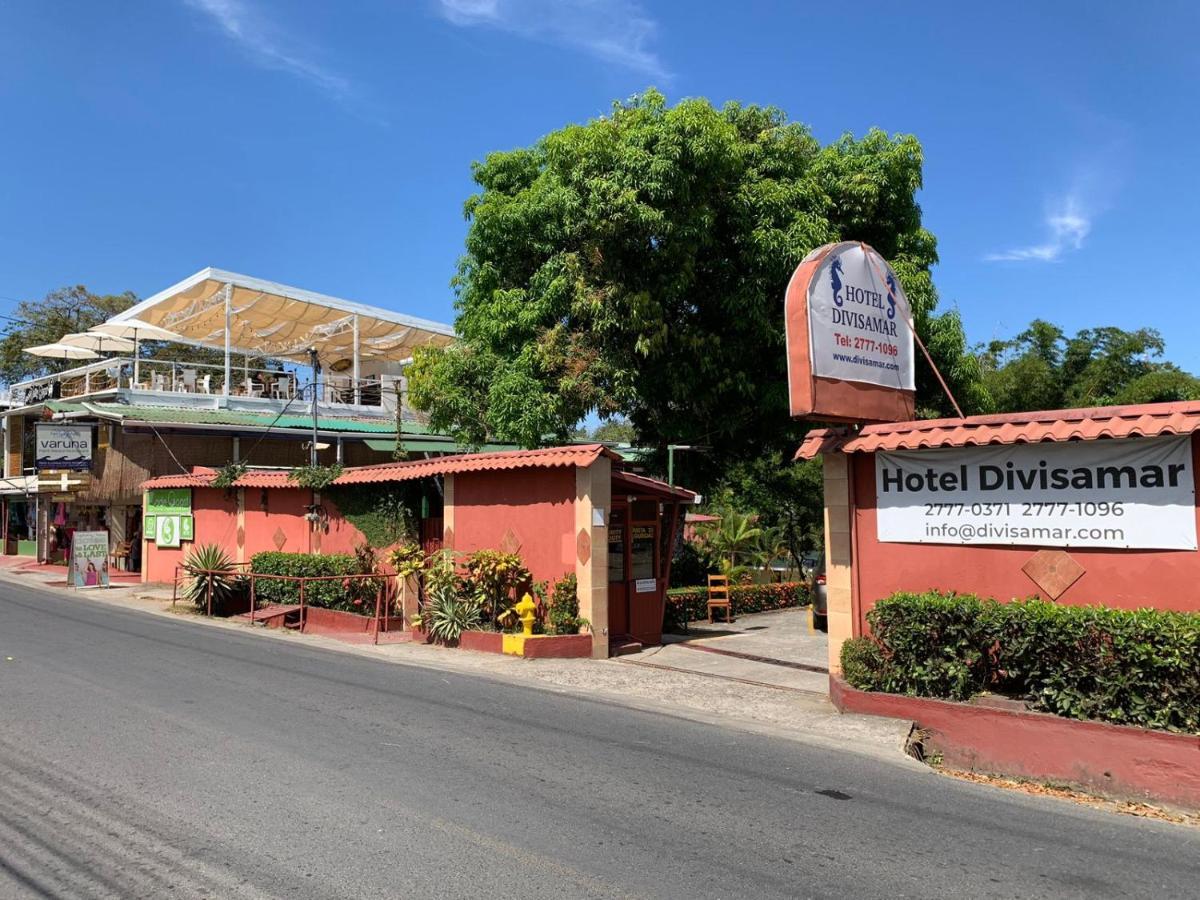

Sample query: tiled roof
[612,469,697,502]
[333,444,622,484]
[795,400,1200,459]
[142,444,628,490]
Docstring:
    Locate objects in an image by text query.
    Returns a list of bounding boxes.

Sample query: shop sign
[146,488,192,517]
[35,423,92,471]
[875,435,1196,550]
[156,515,182,548]
[786,241,916,423]
[69,531,110,589]
[13,380,60,406]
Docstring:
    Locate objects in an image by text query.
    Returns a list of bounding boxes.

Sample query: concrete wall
[847,434,1200,634]
[447,467,578,587]
[143,487,239,583]
[142,486,369,583]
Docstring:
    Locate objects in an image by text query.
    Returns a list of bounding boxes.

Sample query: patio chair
[150,372,167,392]
[178,369,197,392]
[243,378,265,398]
[706,574,732,624]
[110,540,132,572]
[197,373,212,394]
[270,377,291,400]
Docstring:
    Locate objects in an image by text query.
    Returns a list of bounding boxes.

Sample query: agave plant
[424,582,482,645]
[183,544,244,615]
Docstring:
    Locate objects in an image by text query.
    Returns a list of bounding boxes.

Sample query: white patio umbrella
[23,342,101,361]
[59,331,137,354]
[91,318,184,384]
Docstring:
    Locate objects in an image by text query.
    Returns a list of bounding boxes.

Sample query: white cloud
[183,0,351,98]
[434,0,669,81]
[986,196,1093,263]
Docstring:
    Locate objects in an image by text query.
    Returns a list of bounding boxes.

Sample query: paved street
[1,581,1197,899]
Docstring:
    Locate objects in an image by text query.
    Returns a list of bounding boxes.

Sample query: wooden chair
[706,574,732,624]
[110,540,132,573]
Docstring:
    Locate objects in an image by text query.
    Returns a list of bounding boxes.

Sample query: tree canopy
[0,286,136,385]
[409,90,983,472]
[0,285,244,387]
[976,320,1200,412]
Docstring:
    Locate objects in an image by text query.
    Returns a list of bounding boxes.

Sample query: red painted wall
[144,488,238,583]
[143,487,369,583]
[849,435,1200,631]
[831,677,1200,809]
[452,468,577,587]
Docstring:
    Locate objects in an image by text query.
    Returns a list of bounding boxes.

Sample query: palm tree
[699,508,763,580]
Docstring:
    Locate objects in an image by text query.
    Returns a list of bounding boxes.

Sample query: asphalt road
[1,583,1197,899]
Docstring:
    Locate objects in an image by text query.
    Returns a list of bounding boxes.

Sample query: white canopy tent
[104,268,456,401]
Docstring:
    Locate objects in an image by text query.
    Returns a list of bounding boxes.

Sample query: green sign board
[146,487,192,518]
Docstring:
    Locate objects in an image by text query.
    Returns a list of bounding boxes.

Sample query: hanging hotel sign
[875,435,1197,550]
[785,241,916,423]
[35,423,93,471]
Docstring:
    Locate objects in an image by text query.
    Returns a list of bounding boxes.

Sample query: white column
[352,315,361,406]
[222,282,233,396]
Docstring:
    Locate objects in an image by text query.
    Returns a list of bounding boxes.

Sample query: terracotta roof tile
[794,401,1200,459]
[333,444,621,484]
[142,445,627,491]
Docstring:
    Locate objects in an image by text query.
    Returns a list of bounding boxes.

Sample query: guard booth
[606,473,687,651]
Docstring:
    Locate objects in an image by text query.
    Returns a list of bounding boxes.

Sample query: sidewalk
[645,607,829,693]
[0,563,915,764]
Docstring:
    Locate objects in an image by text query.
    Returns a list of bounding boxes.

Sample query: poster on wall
[156,515,182,548]
[35,423,93,471]
[875,435,1197,550]
[70,531,110,589]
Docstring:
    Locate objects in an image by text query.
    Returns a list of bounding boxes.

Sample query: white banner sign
[876,436,1196,550]
[806,243,915,390]
[35,423,92,471]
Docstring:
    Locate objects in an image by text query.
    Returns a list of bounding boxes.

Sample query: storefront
[140,444,696,657]
[1,481,38,556]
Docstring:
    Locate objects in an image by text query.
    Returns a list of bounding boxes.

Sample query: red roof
[141,444,644,490]
[795,400,1200,459]
[334,444,620,485]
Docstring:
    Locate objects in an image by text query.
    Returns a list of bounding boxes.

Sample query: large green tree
[0,284,241,386]
[0,286,137,384]
[411,90,983,467]
[977,320,1200,412]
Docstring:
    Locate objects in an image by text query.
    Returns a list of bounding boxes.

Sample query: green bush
[249,551,379,614]
[839,637,887,691]
[845,591,1200,734]
[664,582,809,626]
[546,572,586,635]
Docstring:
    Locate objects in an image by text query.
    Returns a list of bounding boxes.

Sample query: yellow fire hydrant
[515,592,537,637]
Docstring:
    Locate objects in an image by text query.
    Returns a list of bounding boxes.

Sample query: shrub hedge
[841,591,1200,734]
[665,581,809,625]
[249,551,380,614]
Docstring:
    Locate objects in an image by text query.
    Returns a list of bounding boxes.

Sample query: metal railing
[172,565,402,644]
[8,357,397,409]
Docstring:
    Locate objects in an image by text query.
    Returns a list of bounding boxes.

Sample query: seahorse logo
[885,273,898,320]
[830,257,844,307]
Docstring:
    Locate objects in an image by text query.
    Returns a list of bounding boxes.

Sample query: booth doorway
[607,498,665,650]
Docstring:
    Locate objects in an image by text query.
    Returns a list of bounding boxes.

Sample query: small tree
[699,509,763,580]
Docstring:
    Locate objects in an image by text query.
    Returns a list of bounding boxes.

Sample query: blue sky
[2,1,1199,366]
